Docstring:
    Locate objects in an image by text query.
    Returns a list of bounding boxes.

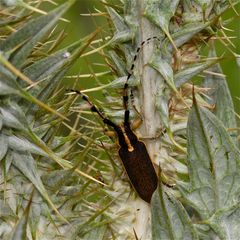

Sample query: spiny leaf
[178,97,240,220]
[174,59,219,88]
[0,133,8,161]
[0,78,19,95]
[12,151,67,223]
[10,191,33,240]
[81,76,138,93]
[150,51,176,91]
[151,182,198,240]
[83,224,107,240]
[0,106,25,130]
[0,65,19,95]
[155,93,170,128]
[41,169,75,190]
[0,199,15,219]
[145,0,180,51]
[0,113,2,130]
[108,50,127,76]
[107,7,134,44]
[0,52,34,85]
[22,40,82,82]
[171,21,210,49]
[203,44,237,131]
[7,135,48,157]
[68,201,114,239]
[25,29,100,119]
[207,204,240,239]
[0,0,76,68]
[145,0,180,33]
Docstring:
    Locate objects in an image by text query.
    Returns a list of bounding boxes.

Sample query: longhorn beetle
[67,37,160,203]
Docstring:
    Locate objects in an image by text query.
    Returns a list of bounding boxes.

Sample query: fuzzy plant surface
[0,0,240,240]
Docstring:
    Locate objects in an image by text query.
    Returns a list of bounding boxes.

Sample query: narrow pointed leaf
[107,7,128,32]
[41,169,75,190]
[0,133,8,161]
[178,99,240,219]
[0,100,29,130]
[172,22,210,48]
[83,225,107,240]
[145,0,180,34]
[11,192,33,240]
[174,60,219,88]
[0,0,75,68]
[0,113,2,130]
[156,91,170,128]
[12,151,65,222]
[207,204,240,239]
[0,80,19,95]
[0,64,19,95]
[107,7,134,44]
[151,183,198,240]
[203,45,237,130]
[8,135,48,156]
[108,50,127,76]
[0,106,25,130]
[23,40,82,82]
[150,53,176,91]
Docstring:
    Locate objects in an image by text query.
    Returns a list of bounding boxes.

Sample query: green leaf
[0,133,8,161]
[145,0,180,33]
[108,50,127,76]
[107,7,134,44]
[150,52,176,91]
[172,22,210,49]
[0,79,19,95]
[12,151,48,197]
[79,76,138,93]
[0,199,15,219]
[151,183,198,240]
[145,0,180,50]
[207,204,240,239]
[203,44,237,130]
[41,169,75,190]
[156,90,170,128]
[7,135,48,157]
[174,60,219,88]
[0,100,29,130]
[178,98,240,220]
[0,0,75,68]
[0,64,19,95]
[12,151,65,222]
[10,192,33,240]
[0,106,25,130]
[23,40,82,82]
[0,113,2,130]
[4,151,14,173]
[83,224,107,240]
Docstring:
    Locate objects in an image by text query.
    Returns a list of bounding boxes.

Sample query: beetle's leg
[104,128,115,138]
[131,118,142,130]
[138,128,166,140]
[66,89,118,130]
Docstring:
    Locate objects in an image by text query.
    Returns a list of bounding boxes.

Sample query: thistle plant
[0,0,240,240]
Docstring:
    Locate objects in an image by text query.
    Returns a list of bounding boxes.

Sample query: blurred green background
[56,0,240,113]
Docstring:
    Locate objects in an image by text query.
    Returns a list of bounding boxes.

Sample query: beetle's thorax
[119,124,133,152]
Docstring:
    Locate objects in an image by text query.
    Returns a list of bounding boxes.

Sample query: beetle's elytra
[118,129,158,203]
[104,111,158,203]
